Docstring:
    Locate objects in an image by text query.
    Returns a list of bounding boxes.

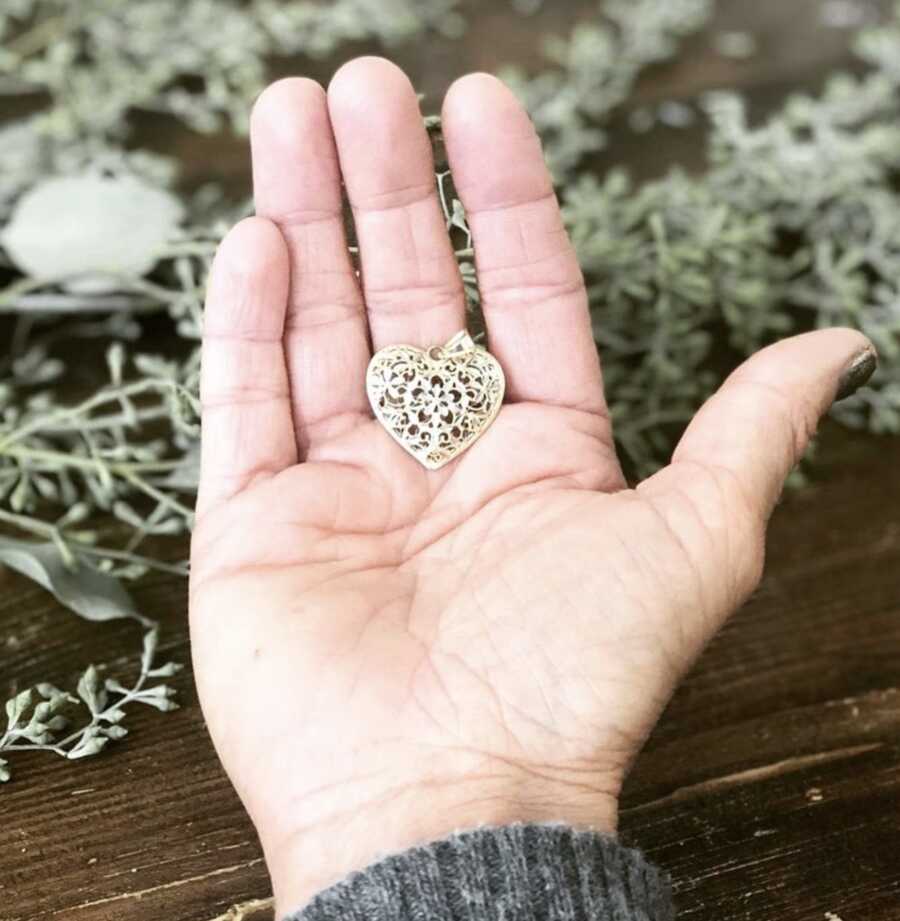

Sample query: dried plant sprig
[0,625,181,782]
[0,341,199,579]
[499,0,715,179]
[0,0,464,142]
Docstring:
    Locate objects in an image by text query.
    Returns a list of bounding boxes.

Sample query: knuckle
[352,181,435,213]
[478,252,585,311]
[364,279,464,317]
[734,377,823,466]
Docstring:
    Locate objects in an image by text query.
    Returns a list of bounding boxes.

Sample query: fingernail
[835,347,878,402]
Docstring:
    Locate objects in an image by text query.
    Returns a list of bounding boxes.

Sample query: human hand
[189,57,876,914]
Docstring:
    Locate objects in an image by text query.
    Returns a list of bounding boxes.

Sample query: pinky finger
[197,218,297,517]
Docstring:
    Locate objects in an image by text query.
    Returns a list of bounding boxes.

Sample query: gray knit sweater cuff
[284,823,674,921]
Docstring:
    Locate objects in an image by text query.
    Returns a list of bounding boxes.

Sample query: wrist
[263,768,620,916]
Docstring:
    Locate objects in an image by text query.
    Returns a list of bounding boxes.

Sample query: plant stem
[0,507,56,537]
[0,379,178,452]
[0,508,189,577]
[121,470,195,520]
[1,294,161,313]
[76,546,189,577]
[4,446,182,475]
[6,14,68,58]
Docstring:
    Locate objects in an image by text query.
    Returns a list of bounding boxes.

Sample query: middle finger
[327,57,466,351]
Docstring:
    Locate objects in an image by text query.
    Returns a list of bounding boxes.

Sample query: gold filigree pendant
[366,330,505,470]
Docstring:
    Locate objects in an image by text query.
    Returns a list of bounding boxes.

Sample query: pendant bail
[443,330,476,356]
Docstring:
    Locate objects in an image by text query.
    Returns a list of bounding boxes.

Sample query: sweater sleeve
[283,823,674,921]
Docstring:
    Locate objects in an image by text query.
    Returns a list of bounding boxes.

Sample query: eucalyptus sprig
[0,625,181,782]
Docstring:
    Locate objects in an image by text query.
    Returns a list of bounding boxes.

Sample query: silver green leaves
[0,537,145,624]
[1,627,182,780]
[2,174,184,295]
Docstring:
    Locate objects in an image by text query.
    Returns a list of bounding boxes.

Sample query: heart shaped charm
[366,331,505,470]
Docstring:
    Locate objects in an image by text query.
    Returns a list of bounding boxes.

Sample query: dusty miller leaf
[0,537,143,624]
[2,174,184,294]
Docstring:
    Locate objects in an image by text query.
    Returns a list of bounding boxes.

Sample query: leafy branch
[0,342,198,579]
[0,626,181,782]
[500,0,715,179]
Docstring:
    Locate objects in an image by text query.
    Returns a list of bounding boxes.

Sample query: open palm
[189,59,871,914]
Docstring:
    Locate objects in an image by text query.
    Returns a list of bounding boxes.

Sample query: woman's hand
[189,58,875,915]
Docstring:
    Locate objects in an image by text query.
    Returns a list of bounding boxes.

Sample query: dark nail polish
[835,348,878,402]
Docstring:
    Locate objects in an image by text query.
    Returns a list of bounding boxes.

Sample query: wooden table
[2,2,899,919]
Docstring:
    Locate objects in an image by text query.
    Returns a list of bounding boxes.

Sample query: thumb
[639,328,876,607]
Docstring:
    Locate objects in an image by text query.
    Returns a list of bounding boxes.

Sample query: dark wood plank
[620,424,900,920]
[2,2,900,919]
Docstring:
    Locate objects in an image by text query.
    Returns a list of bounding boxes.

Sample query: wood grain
[2,2,899,919]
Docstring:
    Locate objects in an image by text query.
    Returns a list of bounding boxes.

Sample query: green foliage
[560,74,900,469]
[0,536,145,621]
[0,626,181,782]
[1,0,900,779]
[500,0,714,179]
[562,168,792,472]
[0,0,463,139]
[0,340,198,578]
